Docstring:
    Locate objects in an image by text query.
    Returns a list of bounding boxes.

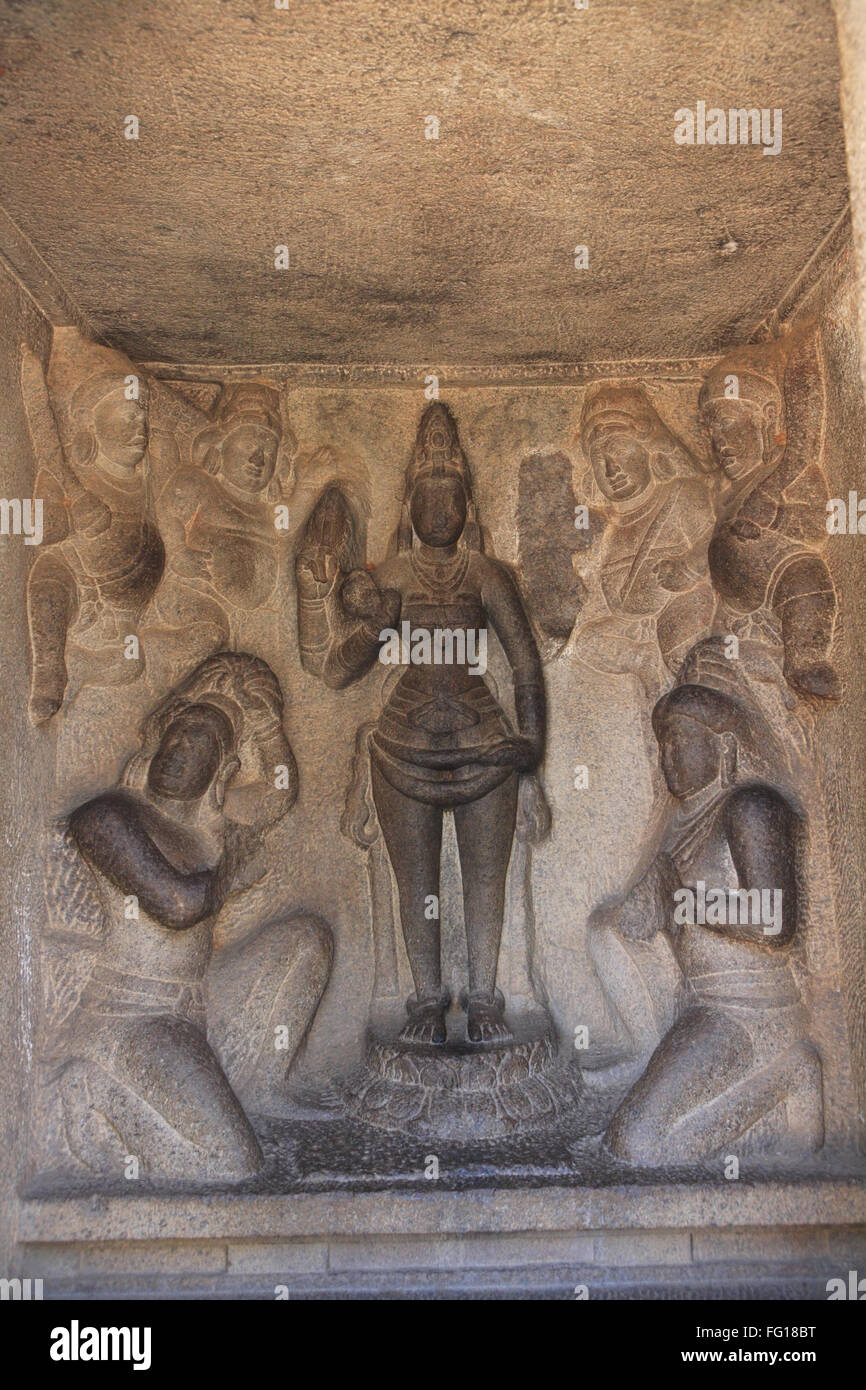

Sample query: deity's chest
[601,517,676,615]
[74,510,164,599]
[402,585,484,632]
[85,875,213,998]
[673,822,738,895]
[671,814,789,984]
[677,830,756,982]
[186,495,276,608]
[402,548,484,631]
[709,501,800,614]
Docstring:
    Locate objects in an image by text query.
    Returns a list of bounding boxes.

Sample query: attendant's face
[658,713,721,797]
[147,706,232,801]
[411,475,467,547]
[591,434,651,501]
[93,387,149,471]
[221,423,279,492]
[702,399,766,480]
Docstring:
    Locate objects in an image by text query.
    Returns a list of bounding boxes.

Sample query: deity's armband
[514,680,546,761]
[739,487,779,532]
[70,488,112,538]
[322,617,385,690]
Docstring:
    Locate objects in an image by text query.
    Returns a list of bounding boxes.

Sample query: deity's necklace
[410,544,470,596]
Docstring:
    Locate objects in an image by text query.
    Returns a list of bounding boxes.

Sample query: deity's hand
[173,547,213,580]
[242,678,282,735]
[591,895,658,943]
[296,547,339,596]
[206,844,243,918]
[302,446,339,490]
[587,899,624,937]
[731,490,777,537]
[244,667,278,703]
[729,518,762,541]
[475,735,539,772]
[340,569,400,630]
[654,558,694,592]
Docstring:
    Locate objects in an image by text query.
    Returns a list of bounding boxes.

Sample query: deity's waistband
[79,962,205,1023]
[688,966,799,1010]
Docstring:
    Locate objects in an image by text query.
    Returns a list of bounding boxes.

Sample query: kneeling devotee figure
[587,639,822,1163]
[48,652,332,1182]
[296,402,546,1046]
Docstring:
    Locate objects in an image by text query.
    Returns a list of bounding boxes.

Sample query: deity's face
[702,398,769,481]
[591,434,652,502]
[147,704,235,802]
[220,422,279,493]
[657,712,721,798]
[411,474,467,548]
[92,387,149,471]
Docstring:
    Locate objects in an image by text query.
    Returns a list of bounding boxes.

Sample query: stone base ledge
[14,1184,866,1298]
[15,1244,866,1301]
[16,1179,866,1243]
[19,1265,862,1301]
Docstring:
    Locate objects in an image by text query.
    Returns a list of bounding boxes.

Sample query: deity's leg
[647,1038,822,1159]
[60,1013,263,1181]
[606,1004,822,1163]
[772,554,840,700]
[657,583,715,675]
[576,615,666,698]
[605,1005,752,1163]
[584,920,680,1079]
[27,550,77,723]
[371,762,446,1041]
[208,913,333,1111]
[140,577,230,693]
[453,772,519,1042]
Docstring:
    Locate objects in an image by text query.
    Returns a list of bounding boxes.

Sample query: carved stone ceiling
[0,0,851,365]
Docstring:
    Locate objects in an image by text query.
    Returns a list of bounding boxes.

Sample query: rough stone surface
[0,0,852,364]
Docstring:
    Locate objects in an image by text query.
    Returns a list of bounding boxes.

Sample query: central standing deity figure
[297,403,546,1046]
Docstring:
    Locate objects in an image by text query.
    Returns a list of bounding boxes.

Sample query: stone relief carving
[585,638,823,1162]
[37,652,332,1182]
[699,330,841,703]
[294,402,585,1135]
[22,330,165,724]
[572,384,716,698]
[295,483,365,679]
[515,450,597,660]
[21,333,856,1181]
[140,383,293,690]
[299,402,546,1046]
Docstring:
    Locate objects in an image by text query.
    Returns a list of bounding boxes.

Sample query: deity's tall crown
[47,326,143,425]
[214,382,281,436]
[699,343,784,413]
[408,402,471,490]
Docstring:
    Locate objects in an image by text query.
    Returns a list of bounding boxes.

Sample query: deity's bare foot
[785,657,842,702]
[399,993,449,1046]
[465,990,513,1045]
